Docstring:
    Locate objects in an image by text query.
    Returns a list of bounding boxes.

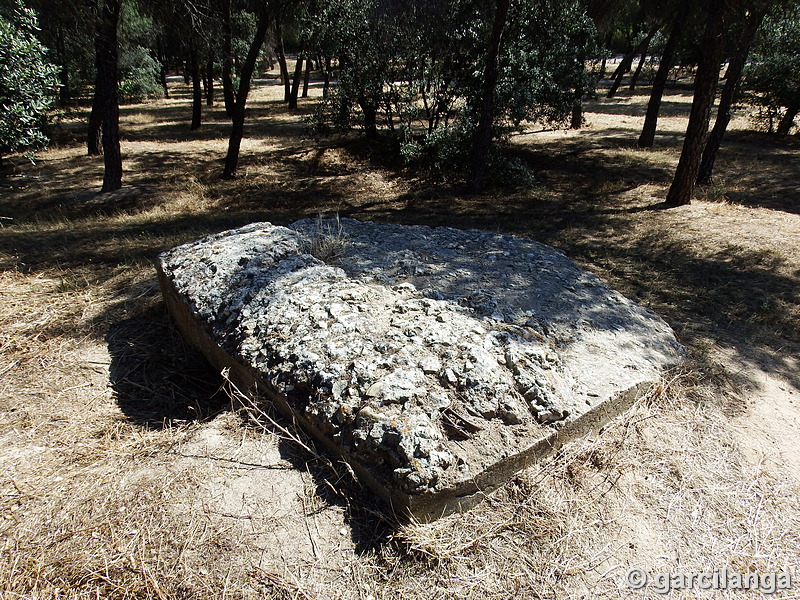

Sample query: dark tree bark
[639,1,691,148]
[571,88,583,129]
[322,56,332,97]
[607,27,657,98]
[302,56,312,98]
[87,73,103,155]
[607,52,636,97]
[222,5,269,180]
[156,36,170,99]
[629,45,649,90]
[571,33,590,129]
[468,0,511,194]
[206,56,215,106]
[777,102,799,135]
[190,48,202,130]
[665,0,733,207]
[698,8,767,183]
[275,18,291,102]
[359,99,378,137]
[93,0,123,192]
[288,54,304,108]
[221,0,235,117]
[159,62,169,98]
[56,26,71,104]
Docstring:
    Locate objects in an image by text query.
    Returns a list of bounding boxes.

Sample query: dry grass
[394,375,800,599]
[300,214,350,264]
[0,75,799,599]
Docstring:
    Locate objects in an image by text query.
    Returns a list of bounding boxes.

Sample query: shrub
[0,1,59,163]
[119,45,163,103]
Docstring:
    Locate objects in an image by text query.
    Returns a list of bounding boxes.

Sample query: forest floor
[0,73,799,599]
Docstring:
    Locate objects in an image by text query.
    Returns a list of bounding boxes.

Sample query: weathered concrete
[156,219,683,520]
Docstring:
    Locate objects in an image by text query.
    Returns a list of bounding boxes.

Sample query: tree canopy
[309,0,597,187]
[2,0,796,199]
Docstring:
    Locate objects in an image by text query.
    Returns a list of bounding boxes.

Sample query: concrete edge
[156,260,655,523]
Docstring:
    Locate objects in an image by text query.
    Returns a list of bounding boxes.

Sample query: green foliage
[745,4,800,130]
[120,0,156,48]
[498,0,598,128]
[0,0,59,161]
[118,0,163,103]
[399,124,474,181]
[310,0,596,185]
[119,45,163,102]
[231,9,258,70]
[18,0,96,100]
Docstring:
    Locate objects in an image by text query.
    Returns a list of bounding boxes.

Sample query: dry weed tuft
[697,180,732,204]
[301,214,350,264]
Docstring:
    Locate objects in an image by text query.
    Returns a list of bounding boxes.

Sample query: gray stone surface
[156,218,683,519]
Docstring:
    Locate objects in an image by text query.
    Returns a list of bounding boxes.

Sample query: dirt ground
[0,72,799,599]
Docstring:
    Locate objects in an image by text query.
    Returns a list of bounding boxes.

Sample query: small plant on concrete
[303,214,350,264]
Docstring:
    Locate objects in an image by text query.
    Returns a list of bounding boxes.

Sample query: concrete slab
[156,219,683,520]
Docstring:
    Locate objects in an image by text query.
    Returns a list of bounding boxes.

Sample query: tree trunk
[221,0,235,117]
[160,62,169,98]
[87,73,103,156]
[571,89,583,129]
[571,33,589,129]
[190,48,202,130]
[206,56,215,106]
[56,26,71,104]
[607,28,656,98]
[638,2,690,148]
[201,62,209,103]
[359,100,378,137]
[275,19,291,102]
[323,56,332,97]
[697,8,766,184]
[94,0,123,192]
[629,45,649,90]
[288,54,303,108]
[665,0,732,207]
[302,57,312,98]
[777,102,799,135]
[607,52,635,97]
[468,0,511,194]
[156,36,169,99]
[222,6,269,180]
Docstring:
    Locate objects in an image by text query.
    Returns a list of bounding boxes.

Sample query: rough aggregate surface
[157,219,683,511]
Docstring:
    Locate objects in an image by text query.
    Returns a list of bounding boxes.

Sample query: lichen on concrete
[157,219,683,515]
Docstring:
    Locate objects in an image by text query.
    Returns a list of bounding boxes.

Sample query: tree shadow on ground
[106,302,228,426]
[586,98,693,118]
[702,130,800,214]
